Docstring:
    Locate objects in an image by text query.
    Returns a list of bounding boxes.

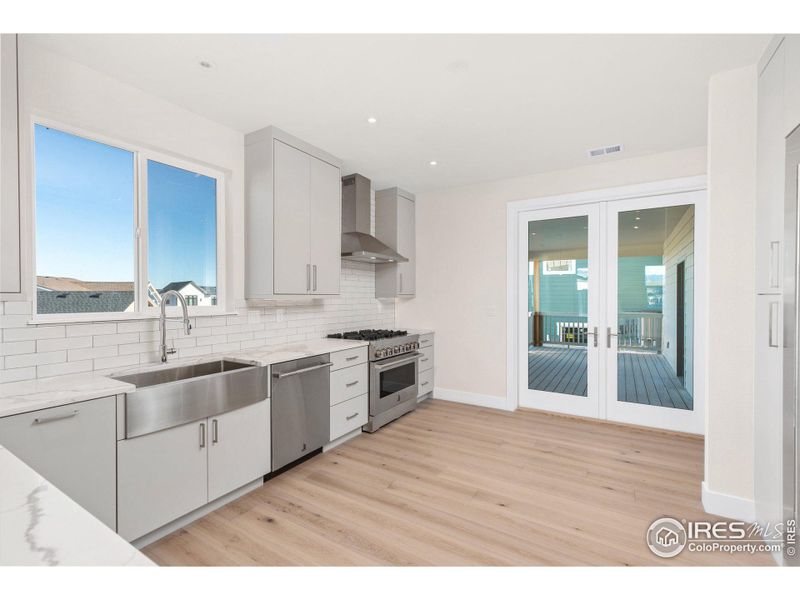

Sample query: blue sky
[35,125,216,289]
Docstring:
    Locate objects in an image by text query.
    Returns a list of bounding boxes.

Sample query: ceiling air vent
[587,144,624,158]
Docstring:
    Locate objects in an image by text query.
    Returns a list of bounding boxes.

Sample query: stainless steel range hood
[341,173,408,263]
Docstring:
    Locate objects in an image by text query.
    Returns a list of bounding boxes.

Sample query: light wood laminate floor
[144,399,772,566]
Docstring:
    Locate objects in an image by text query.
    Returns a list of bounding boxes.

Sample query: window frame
[29,117,227,322]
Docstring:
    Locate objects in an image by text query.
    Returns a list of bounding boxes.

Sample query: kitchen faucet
[159,290,192,362]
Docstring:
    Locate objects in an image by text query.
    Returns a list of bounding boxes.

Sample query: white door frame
[506,175,707,430]
[517,203,602,417]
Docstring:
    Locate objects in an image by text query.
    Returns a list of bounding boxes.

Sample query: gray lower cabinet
[117,400,270,542]
[208,400,270,502]
[0,396,117,529]
[118,418,209,542]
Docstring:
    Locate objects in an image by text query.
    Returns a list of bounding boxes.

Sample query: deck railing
[530,311,663,351]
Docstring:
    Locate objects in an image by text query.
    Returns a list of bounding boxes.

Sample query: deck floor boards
[528,346,693,410]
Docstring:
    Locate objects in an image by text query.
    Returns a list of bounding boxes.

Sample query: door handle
[345,412,360,420]
[306,264,311,291]
[345,380,359,387]
[212,419,219,444]
[607,327,618,348]
[400,272,403,293]
[769,241,781,288]
[273,361,334,379]
[586,326,598,347]
[768,301,780,348]
[313,264,317,291]
[199,422,206,449]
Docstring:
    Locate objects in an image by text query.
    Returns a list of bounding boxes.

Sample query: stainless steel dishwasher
[271,355,332,471]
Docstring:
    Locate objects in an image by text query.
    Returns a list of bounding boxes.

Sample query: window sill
[28,309,238,326]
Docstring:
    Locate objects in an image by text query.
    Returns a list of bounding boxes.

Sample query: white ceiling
[27,34,769,192]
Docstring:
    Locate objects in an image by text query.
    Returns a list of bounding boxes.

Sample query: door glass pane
[147,160,218,308]
[617,205,693,410]
[528,216,589,396]
[34,125,135,314]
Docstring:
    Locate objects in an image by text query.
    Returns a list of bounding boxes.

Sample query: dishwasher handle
[272,361,334,379]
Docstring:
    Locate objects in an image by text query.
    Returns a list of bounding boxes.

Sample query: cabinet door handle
[769,241,781,288]
[346,380,359,387]
[345,355,359,362]
[306,264,311,291]
[768,301,780,348]
[33,409,78,425]
[212,419,219,444]
[400,272,403,293]
[421,381,429,386]
[346,412,360,420]
[199,422,206,449]
[313,264,317,291]
[420,357,429,363]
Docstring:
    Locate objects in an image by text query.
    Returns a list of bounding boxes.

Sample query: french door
[518,203,602,418]
[518,190,705,434]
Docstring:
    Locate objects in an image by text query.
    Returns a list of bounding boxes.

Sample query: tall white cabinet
[754,35,800,542]
[375,187,416,298]
[245,127,342,298]
[0,34,21,295]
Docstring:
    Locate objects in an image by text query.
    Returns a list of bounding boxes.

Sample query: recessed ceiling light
[370,256,376,260]
[367,117,377,124]
[429,161,438,166]
[199,60,213,69]
[635,216,641,221]
[634,226,639,229]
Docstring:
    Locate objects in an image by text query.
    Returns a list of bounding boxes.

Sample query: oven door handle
[373,352,421,371]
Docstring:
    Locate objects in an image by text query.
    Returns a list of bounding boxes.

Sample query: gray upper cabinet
[756,38,786,295]
[784,35,800,137]
[1,34,21,295]
[375,187,416,298]
[245,126,341,298]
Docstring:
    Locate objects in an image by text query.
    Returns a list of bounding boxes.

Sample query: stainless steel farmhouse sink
[111,359,269,438]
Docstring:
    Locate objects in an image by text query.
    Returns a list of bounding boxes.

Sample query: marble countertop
[0,445,153,566]
[0,338,369,419]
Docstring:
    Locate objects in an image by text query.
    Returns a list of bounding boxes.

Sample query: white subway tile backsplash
[37,360,94,378]
[5,350,67,369]
[0,263,393,383]
[0,341,36,356]
[66,323,117,337]
[0,366,37,383]
[94,354,140,370]
[2,325,65,342]
[36,336,93,352]
[93,332,140,347]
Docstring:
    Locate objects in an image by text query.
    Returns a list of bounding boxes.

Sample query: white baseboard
[701,481,756,522]
[433,387,513,411]
[323,427,361,451]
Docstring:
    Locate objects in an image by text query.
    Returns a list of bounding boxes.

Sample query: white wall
[705,65,758,503]
[0,39,394,383]
[396,147,707,404]
[662,206,694,396]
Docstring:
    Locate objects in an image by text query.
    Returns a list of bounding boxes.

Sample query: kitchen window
[33,122,225,319]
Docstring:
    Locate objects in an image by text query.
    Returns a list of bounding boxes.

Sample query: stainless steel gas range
[327,329,420,432]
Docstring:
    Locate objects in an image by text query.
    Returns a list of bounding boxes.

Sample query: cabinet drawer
[330,394,368,441]
[418,346,434,370]
[419,333,434,348]
[0,397,117,529]
[330,346,368,371]
[418,369,434,398]
[330,363,368,406]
